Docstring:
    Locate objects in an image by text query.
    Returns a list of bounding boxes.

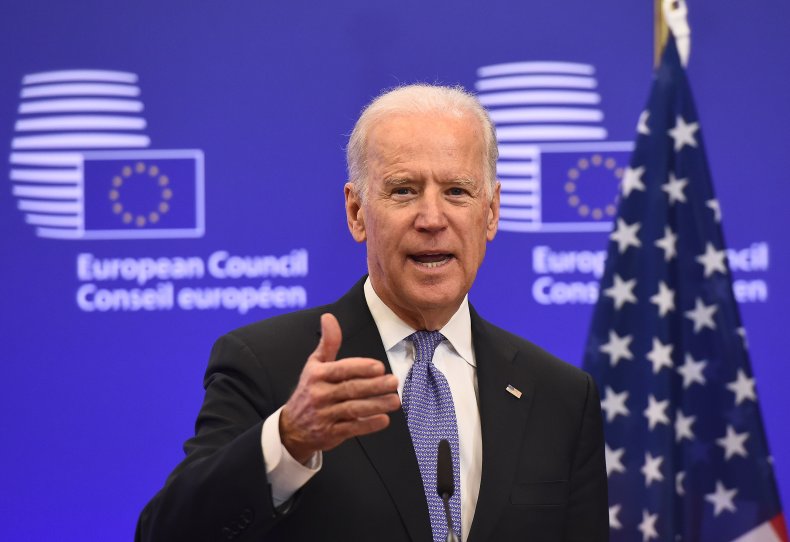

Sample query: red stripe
[770,513,789,542]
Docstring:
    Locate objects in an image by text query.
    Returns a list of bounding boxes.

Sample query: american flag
[582,36,787,541]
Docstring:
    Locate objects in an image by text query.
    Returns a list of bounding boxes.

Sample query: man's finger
[325,374,399,402]
[331,414,392,442]
[319,357,387,383]
[327,394,402,422]
[313,313,342,363]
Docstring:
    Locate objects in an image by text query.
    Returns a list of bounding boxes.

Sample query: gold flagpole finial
[654,0,670,67]
[656,0,691,67]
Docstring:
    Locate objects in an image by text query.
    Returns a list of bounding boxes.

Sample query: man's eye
[393,187,412,195]
[448,187,467,196]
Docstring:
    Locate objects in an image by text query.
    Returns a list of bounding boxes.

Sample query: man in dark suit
[137,84,608,541]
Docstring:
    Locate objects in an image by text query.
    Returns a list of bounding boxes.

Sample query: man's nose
[414,191,448,232]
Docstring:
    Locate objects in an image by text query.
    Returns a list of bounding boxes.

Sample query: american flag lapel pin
[505,384,522,399]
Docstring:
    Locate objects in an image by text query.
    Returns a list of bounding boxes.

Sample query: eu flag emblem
[81,149,204,239]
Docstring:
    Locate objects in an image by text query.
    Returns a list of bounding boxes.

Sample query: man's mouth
[409,253,454,269]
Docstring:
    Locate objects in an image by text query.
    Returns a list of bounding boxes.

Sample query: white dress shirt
[261,278,483,540]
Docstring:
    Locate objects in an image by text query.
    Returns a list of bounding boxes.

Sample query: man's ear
[344,182,366,242]
[486,181,501,242]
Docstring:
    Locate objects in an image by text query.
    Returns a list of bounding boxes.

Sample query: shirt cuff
[261,406,322,507]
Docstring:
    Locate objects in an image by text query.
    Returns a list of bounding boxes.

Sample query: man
[137,84,608,541]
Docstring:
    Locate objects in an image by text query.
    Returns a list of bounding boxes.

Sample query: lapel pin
[505,384,523,399]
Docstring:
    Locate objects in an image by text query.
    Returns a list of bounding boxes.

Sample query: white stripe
[11,168,81,183]
[78,148,203,160]
[500,179,540,192]
[497,144,541,159]
[499,220,541,231]
[15,115,146,131]
[12,133,150,149]
[21,83,140,99]
[36,227,83,239]
[497,162,539,176]
[525,141,634,153]
[23,70,137,85]
[9,152,83,166]
[79,227,205,240]
[498,220,613,233]
[489,107,603,124]
[476,75,596,91]
[12,185,81,199]
[732,520,783,542]
[19,98,144,114]
[18,199,82,213]
[26,214,81,227]
[500,207,540,219]
[477,61,595,78]
[479,91,600,106]
[500,194,540,206]
[496,126,607,141]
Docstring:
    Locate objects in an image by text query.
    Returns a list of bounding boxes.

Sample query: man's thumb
[313,313,342,362]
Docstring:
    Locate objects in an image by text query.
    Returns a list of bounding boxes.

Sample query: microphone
[437,439,460,542]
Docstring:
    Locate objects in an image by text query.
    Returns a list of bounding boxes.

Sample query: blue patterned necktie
[402,330,462,542]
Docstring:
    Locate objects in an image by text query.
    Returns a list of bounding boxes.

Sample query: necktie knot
[409,330,445,363]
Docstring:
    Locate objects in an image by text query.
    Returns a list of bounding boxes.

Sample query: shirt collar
[363,277,476,367]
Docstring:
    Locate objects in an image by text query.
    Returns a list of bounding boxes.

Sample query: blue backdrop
[1,1,787,539]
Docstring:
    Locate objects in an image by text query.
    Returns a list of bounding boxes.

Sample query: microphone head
[436,439,454,498]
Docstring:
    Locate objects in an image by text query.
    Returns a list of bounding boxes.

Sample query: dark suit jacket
[136,278,608,541]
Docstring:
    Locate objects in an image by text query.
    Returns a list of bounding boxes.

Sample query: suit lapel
[467,311,536,542]
[330,279,432,542]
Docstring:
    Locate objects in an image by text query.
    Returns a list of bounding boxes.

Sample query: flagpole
[654,0,669,67]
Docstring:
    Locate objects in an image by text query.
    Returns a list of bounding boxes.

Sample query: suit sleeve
[563,374,609,542]
[135,333,292,542]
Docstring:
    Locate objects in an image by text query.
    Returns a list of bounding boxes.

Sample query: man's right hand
[279,313,400,464]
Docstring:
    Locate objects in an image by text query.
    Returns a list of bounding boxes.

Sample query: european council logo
[8,69,204,240]
[475,61,632,233]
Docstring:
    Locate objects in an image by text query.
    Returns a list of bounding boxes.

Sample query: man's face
[345,112,500,329]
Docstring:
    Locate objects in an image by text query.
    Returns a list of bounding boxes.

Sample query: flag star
[605,443,626,477]
[650,281,675,317]
[727,369,757,405]
[655,226,678,261]
[637,110,650,135]
[675,409,696,442]
[716,425,749,460]
[676,471,686,495]
[601,386,630,422]
[677,353,707,389]
[638,509,659,541]
[599,330,634,366]
[705,481,738,516]
[610,218,642,253]
[641,452,665,487]
[707,198,722,222]
[621,165,646,197]
[668,115,699,151]
[609,504,623,530]
[644,394,670,430]
[737,327,749,349]
[604,274,638,310]
[696,242,727,277]
[646,337,674,374]
[662,172,688,204]
[684,297,718,333]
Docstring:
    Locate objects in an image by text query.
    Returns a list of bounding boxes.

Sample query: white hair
[346,83,498,202]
